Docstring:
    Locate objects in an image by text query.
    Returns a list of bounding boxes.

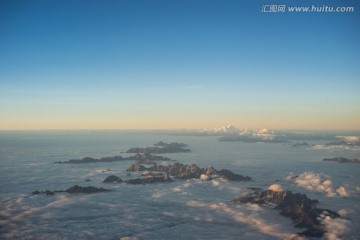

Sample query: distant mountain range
[201,125,240,135]
[199,125,360,146]
[200,125,287,143]
[201,125,273,137]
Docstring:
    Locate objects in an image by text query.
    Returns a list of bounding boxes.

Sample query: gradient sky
[1,0,359,130]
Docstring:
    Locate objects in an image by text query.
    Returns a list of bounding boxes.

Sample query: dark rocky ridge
[127,162,251,181]
[56,153,173,164]
[32,185,111,195]
[56,142,189,164]
[126,142,191,154]
[323,157,360,164]
[292,142,310,147]
[56,156,124,164]
[233,189,340,237]
[65,185,111,194]
[103,175,123,183]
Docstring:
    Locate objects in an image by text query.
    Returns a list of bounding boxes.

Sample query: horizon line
[1,128,360,132]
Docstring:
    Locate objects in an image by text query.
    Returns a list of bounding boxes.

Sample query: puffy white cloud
[336,187,348,197]
[211,180,221,187]
[322,215,351,240]
[183,182,192,188]
[325,188,337,198]
[172,187,182,192]
[186,200,207,208]
[199,174,209,181]
[288,172,349,198]
[337,209,349,217]
[343,136,359,144]
[323,180,332,187]
[268,184,284,192]
[245,203,262,211]
[151,191,166,199]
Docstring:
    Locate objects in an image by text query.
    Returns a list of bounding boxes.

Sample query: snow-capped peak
[201,125,240,135]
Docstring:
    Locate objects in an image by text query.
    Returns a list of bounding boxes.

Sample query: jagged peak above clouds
[343,136,359,144]
[200,125,277,137]
[240,128,275,137]
[201,125,240,134]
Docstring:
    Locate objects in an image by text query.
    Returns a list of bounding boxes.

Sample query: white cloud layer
[186,200,303,240]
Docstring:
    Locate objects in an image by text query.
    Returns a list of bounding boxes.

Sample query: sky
[0,0,359,130]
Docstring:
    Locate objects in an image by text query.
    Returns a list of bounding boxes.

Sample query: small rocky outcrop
[176,163,203,179]
[205,166,217,176]
[103,175,122,183]
[65,185,111,194]
[127,163,147,171]
[56,156,125,164]
[32,190,55,195]
[217,169,251,181]
[233,189,340,237]
[32,185,111,195]
[126,142,191,154]
[292,142,310,147]
[127,162,251,181]
[323,157,360,164]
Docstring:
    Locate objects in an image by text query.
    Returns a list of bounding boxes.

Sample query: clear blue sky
[1,0,359,130]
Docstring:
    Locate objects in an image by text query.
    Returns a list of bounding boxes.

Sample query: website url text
[261,5,355,13]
